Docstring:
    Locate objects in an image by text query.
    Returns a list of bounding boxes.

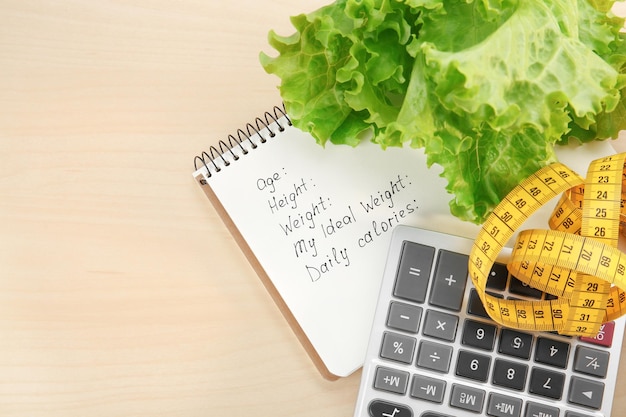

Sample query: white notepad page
[193,116,616,378]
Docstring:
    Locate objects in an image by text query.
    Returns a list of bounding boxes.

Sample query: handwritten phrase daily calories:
[256,169,417,282]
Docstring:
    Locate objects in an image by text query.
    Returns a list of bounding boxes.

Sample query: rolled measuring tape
[468,152,626,337]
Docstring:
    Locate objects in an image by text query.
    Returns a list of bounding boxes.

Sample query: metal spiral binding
[193,104,291,177]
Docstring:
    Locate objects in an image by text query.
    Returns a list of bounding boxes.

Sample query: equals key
[393,241,435,304]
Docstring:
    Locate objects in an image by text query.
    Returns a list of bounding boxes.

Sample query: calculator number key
[486,262,509,291]
[534,337,570,369]
[499,329,533,359]
[492,359,528,391]
[529,367,565,400]
[462,319,496,351]
[455,350,491,382]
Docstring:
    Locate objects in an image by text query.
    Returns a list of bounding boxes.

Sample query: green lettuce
[260,0,626,224]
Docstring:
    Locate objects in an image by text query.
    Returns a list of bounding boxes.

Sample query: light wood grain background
[1,2,626,416]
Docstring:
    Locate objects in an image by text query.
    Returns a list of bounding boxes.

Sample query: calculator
[353,225,625,417]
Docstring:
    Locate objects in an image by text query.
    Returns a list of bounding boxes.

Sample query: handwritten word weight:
[360,174,409,212]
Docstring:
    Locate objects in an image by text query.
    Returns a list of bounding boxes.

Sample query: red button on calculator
[579,322,615,348]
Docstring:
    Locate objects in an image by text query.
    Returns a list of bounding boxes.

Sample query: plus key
[429,250,469,311]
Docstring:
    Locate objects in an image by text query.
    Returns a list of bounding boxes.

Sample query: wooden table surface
[1,2,626,416]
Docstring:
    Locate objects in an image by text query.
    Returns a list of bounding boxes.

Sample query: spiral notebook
[192,105,616,379]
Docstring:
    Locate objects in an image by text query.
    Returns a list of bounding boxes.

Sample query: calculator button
[528,367,565,400]
[486,262,509,290]
[509,276,543,299]
[373,366,410,395]
[564,411,595,417]
[573,346,610,378]
[462,319,497,351]
[467,288,503,319]
[492,358,528,391]
[410,374,446,403]
[487,392,523,417]
[579,321,615,348]
[567,376,604,410]
[423,310,458,342]
[416,340,453,373]
[380,332,416,364]
[420,414,454,417]
[455,350,491,382]
[387,302,423,333]
[499,329,533,359]
[393,241,435,303]
[467,289,491,319]
[524,402,560,417]
[450,383,485,413]
[368,400,412,417]
[534,337,570,369]
[428,250,468,311]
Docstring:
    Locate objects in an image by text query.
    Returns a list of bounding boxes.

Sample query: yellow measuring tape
[468,152,626,337]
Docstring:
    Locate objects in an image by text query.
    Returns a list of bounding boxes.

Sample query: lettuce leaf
[260,0,626,224]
